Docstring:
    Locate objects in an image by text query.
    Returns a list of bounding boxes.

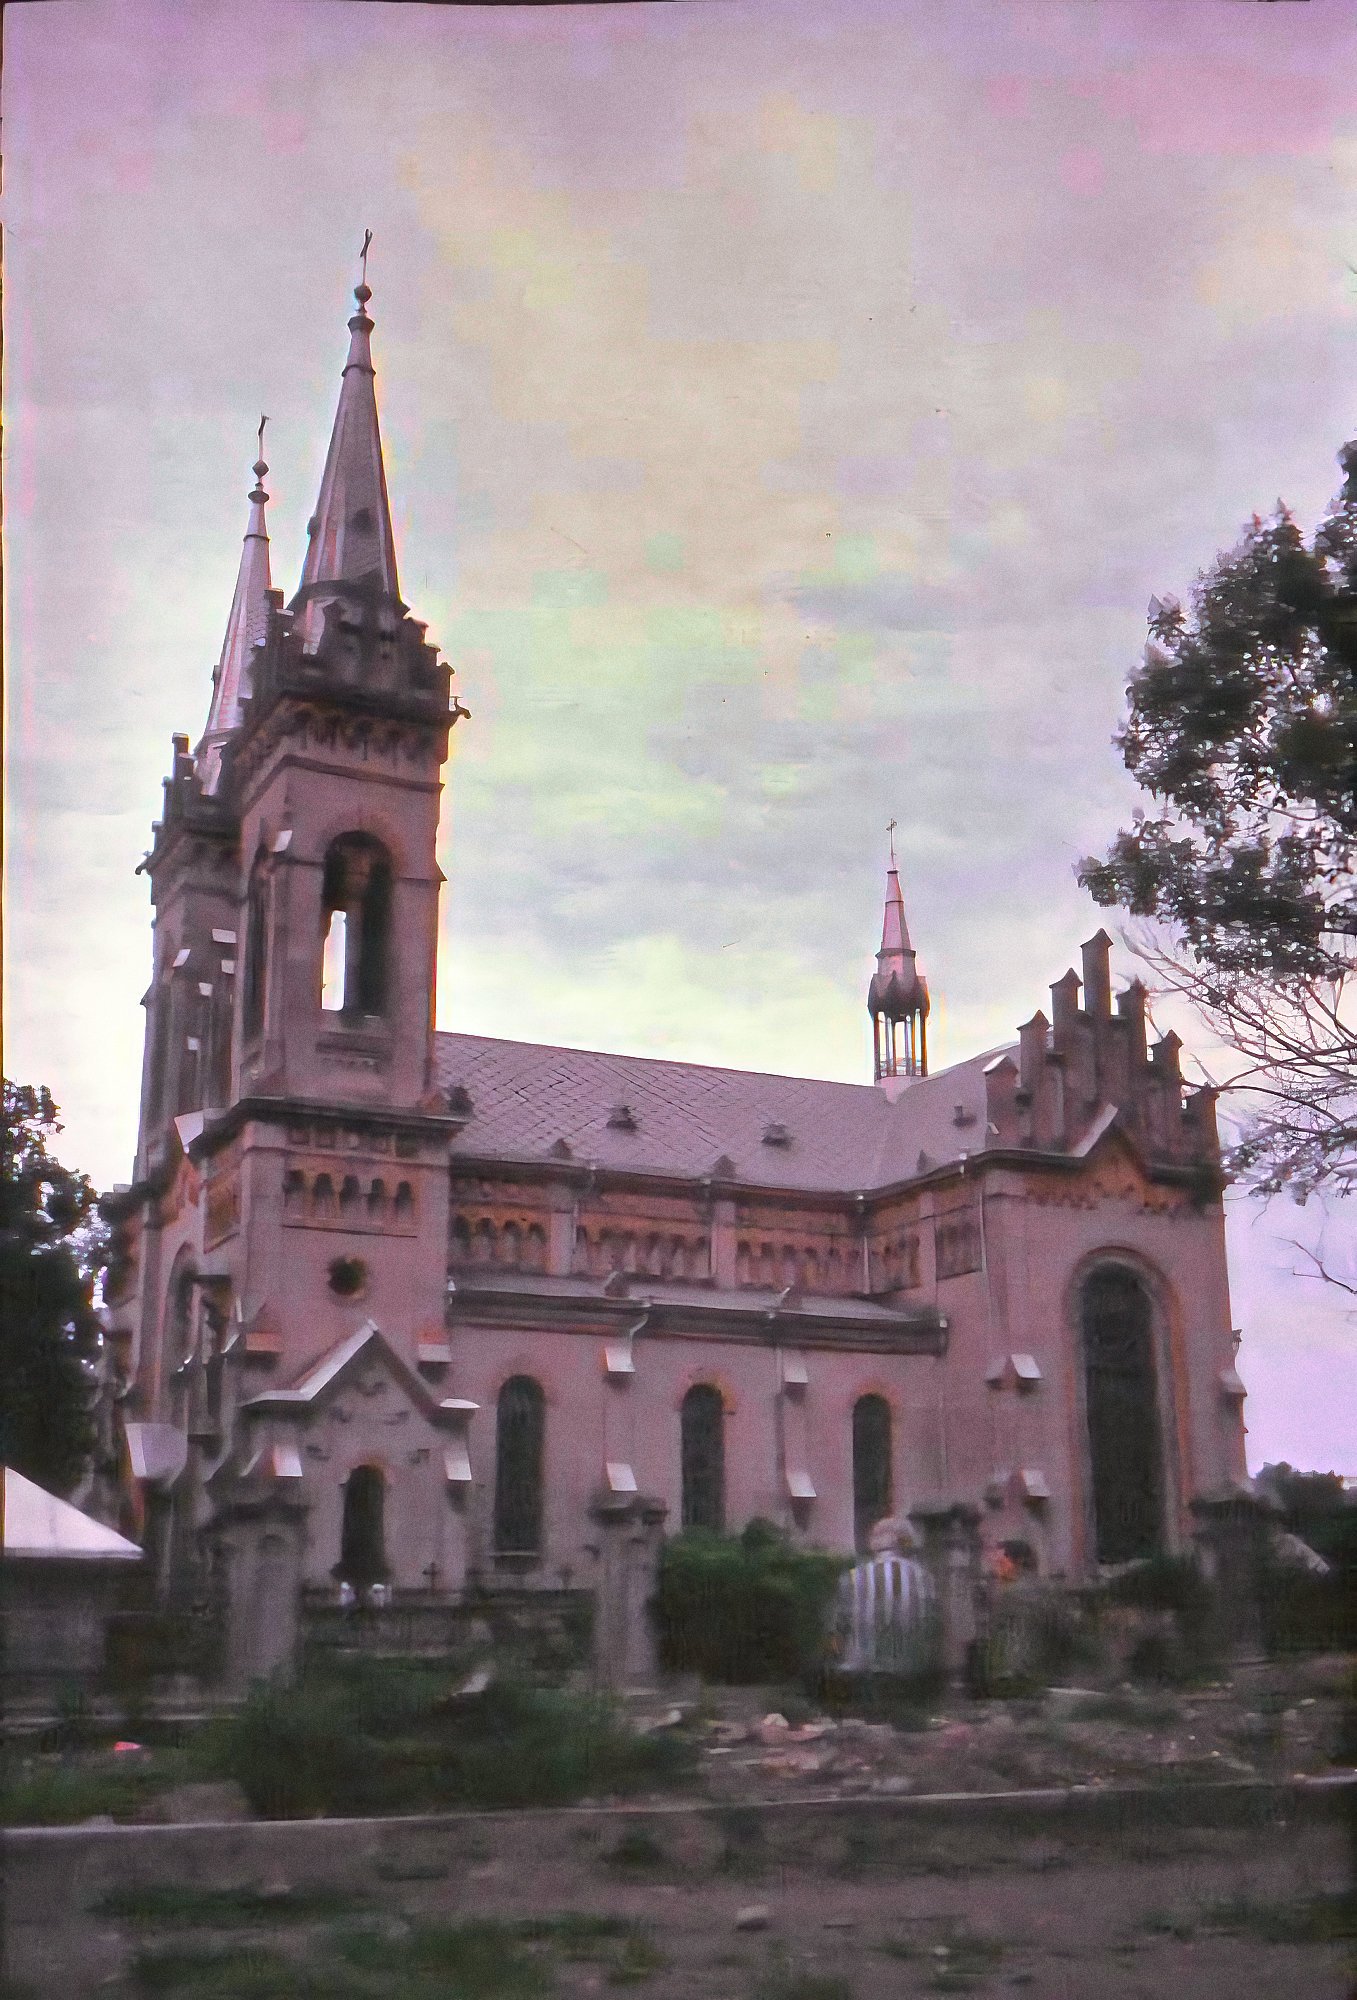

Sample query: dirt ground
[53,1816,1355,1999]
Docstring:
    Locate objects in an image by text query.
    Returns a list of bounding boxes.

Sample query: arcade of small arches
[445,1215,931,1295]
[282,1168,417,1230]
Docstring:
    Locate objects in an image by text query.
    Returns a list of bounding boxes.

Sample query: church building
[102,274,1249,1684]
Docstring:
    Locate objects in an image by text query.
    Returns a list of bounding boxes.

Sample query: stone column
[217,1497,308,1692]
[910,1501,983,1688]
[1190,1486,1277,1666]
[589,1491,668,1691]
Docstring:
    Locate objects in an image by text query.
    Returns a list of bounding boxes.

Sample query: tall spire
[867,841,929,1084]
[293,234,400,637]
[196,422,272,795]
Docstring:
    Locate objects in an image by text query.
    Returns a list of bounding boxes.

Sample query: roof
[435,1031,1009,1194]
[3,1467,143,1561]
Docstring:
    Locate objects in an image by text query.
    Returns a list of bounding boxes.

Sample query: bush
[1102,1555,1216,1681]
[652,1520,847,1684]
[205,1661,694,1819]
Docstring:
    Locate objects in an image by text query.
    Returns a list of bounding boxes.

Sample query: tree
[1079,443,1357,1204]
[0,1081,107,1492]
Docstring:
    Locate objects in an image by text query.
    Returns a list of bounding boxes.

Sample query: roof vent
[952,1104,977,1129]
[445,1085,474,1118]
[710,1154,737,1179]
[762,1121,791,1148]
[548,1137,573,1160]
[607,1104,638,1132]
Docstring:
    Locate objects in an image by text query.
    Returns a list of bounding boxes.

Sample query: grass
[753,1953,854,2000]
[207,1665,696,1819]
[93,1884,365,1928]
[873,1928,1005,1992]
[604,1826,668,1871]
[0,1745,198,1827]
[1203,1892,1357,1945]
[123,1911,670,1998]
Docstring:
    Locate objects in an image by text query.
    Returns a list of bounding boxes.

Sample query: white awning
[444,1441,473,1484]
[3,1467,142,1561]
[786,1467,817,1501]
[605,1461,638,1494]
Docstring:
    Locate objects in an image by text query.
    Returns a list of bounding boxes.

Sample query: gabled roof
[244,1318,451,1421]
[3,1466,143,1560]
[435,1031,1006,1194]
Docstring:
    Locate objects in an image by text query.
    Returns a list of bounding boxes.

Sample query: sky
[4,0,1354,1473]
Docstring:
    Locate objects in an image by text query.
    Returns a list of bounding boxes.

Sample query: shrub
[652,1520,847,1684]
[1102,1555,1216,1681]
[206,1662,694,1819]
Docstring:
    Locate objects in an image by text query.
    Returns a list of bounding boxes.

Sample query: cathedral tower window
[1081,1267,1165,1564]
[852,1393,893,1554]
[494,1376,545,1556]
[320,834,393,1018]
[680,1384,725,1532]
[335,1464,389,1588]
[242,861,270,1044]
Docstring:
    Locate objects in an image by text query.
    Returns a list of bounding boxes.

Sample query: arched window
[335,1465,388,1587]
[1082,1267,1165,1564]
[852,1394,893,1554]
[494,1376,545,1556]
[320,834,393,1017]
[242,862,270,1044]
[681,1385,725,1532]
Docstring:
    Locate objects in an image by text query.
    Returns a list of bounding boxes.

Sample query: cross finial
[886,817,898,865]
[251,415,270,494]
[356,227,373,307]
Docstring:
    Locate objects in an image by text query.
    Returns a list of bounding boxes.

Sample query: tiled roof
[434,1032,1010,1194]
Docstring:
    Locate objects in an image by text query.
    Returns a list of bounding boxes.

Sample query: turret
[867,838,929,1084]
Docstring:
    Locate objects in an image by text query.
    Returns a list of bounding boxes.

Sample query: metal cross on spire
[887,818,898,865]
[358,228,373,301]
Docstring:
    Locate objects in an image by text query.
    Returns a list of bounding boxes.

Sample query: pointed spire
[293,234,400,635]
[867,834,929,1084]
[196,422,272,795]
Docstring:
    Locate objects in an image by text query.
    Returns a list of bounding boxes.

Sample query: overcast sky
[5,0,1354,1471]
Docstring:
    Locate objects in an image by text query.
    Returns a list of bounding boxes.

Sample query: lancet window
[320,833,393,1017]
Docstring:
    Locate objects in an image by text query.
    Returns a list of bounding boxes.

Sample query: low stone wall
[5,1778,1353,1996]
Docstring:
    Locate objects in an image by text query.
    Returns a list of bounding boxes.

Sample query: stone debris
[734,1905,772,1931]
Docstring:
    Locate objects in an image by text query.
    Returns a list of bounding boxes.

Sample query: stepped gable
[435,1031,1003,1192]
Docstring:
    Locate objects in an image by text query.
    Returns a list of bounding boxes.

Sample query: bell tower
[109,256,470,1505]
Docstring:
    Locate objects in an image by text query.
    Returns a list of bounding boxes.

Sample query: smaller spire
[196,422,273,795]
[867,843,929,1084]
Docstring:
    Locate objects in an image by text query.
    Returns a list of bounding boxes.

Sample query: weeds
[94,1884,362,1927]
[203,1663,694,1819]
[1204,1892,1356,1945]
[604,1826,668,1871]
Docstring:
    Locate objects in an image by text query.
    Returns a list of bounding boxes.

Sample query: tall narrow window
[852,1394,893,1554]
[320,834,393,1017]
[1082,1268,1164,1564]
[494,1376,545,1556]
[681,1384,725,1531]
[335,1465,388,1587]
[243,865,270,1044]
